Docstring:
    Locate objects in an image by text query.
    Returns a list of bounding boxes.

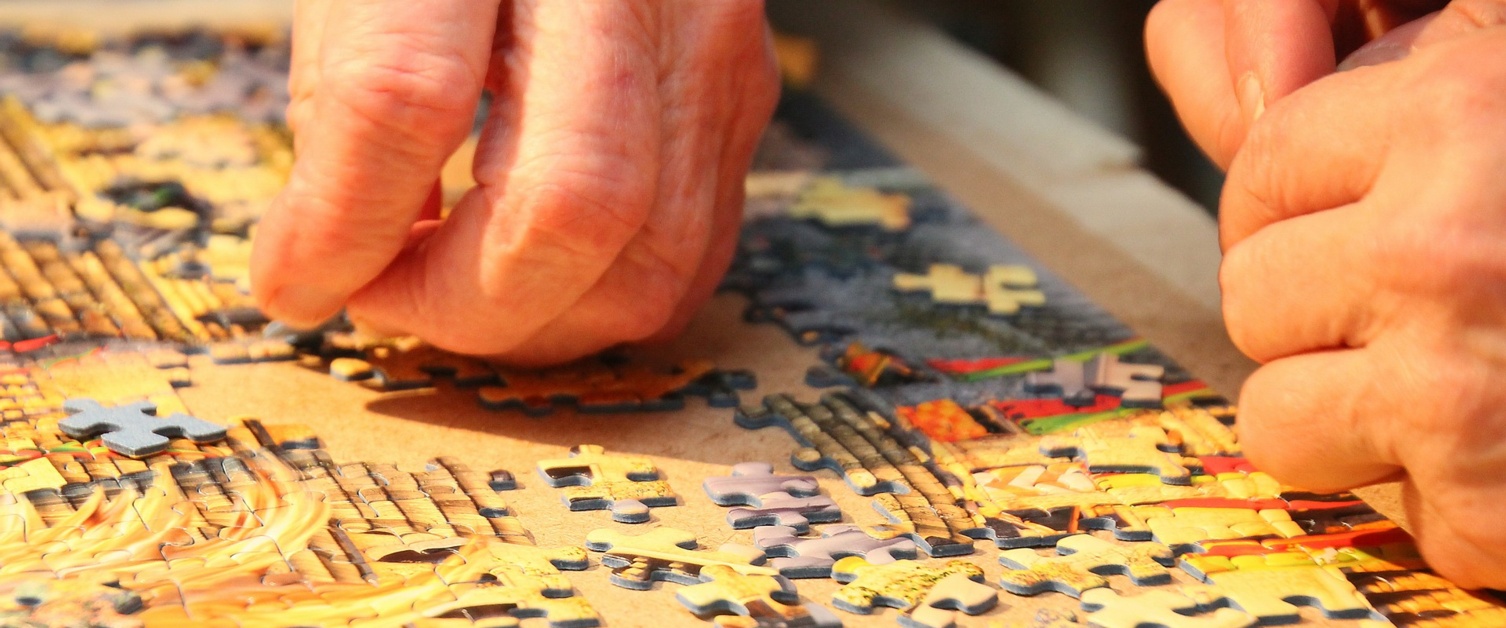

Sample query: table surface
[0,0,1410,624]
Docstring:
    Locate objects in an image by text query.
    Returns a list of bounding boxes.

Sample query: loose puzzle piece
[58,398,227,457]
[536,444,678,523]
[585,527,775,590]
[1039,422,1196,486]
[892,264,1045,316]
[830,557,986,615]
[1079,587,1257,628]
[900,572,998,628]
[676,564,843,628]
[997,534,1173,597]
[1026,354,1165,407]
[727,492,842,532]
[787,176,911,231]
[1204,565,1375,623]
[754,524,918,578]
[703,462,822,505]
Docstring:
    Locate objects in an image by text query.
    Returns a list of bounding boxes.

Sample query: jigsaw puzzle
[0,17,1499,628]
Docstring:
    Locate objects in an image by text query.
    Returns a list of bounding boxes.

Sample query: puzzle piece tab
[754,524,918,578]
[997,534,1173,597]
[676,564,843,628]
[58,398,226,457]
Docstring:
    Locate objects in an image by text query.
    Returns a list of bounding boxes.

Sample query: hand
[1217,29,1506,589]
[1146,0,1506,167]
[251,0,779,364]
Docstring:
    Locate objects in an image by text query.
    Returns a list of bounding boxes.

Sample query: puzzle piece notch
[998,534,1174,597]
[1080,587,1257,628]
[703,462,821,506]
[1027,354,1165,408]
[676,564,843,628]
[58,398,226,457]
[900,572,999,628]
[754,524,918,578]
[726,492,842,533]
[892,263,1045,316]
[585,527,775,590]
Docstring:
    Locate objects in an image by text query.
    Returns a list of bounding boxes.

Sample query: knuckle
[515,179,653,259]
[323,47,480,138]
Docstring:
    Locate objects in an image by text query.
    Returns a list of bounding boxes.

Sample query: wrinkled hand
[251,0,779,364]
[1147,0,1505,167]
[1150,0,1506,589]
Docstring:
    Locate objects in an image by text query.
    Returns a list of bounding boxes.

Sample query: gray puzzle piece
[1026,354,1165,407]
[703,462,822,506]
[1025,359,1095,405]
[59,399,227,458]
[1086,354,1165,408]
[727,492,842,533]
[755,524,918,578]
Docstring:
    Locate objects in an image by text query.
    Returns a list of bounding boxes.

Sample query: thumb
[251,0,498,327]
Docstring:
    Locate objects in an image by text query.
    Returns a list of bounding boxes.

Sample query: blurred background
[895,0,1225,215]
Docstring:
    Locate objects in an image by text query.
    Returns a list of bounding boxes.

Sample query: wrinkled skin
[1149,0,1506,588]
[251,0,780,365]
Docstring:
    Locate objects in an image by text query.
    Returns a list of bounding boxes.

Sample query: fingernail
[1338,41,1411,71]
[267,284,347,329]
[1237,72,1267,123]
[1339,12,1436,71]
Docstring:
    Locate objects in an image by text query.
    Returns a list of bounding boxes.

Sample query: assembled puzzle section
[0,349,602,626]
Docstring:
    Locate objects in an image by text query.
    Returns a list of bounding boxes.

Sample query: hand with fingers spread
[1149,0,1506,588]
[250,0,779,365]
